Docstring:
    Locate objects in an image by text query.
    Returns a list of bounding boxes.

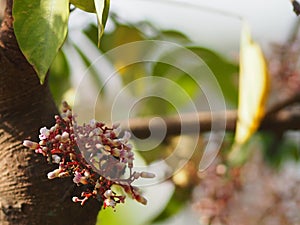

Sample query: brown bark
[0,1,100,224]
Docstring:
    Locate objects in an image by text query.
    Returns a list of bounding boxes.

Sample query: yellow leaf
[228,23,269,164]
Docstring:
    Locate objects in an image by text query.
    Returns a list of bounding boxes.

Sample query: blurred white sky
[109,0,297,57]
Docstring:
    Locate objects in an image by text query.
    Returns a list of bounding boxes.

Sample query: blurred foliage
[154,30,191,44]
[46,13,300,225]
[188,47,238,105]
[72,43,104,90]
[48,49,71,105]
[140,136,203,224]
[83,17,238,117]
[261,132,300,169]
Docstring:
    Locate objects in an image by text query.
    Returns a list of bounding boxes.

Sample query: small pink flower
[39,127,50,140]
[104,198,116,208]
[73,171,88,185]
[22,101,154,210]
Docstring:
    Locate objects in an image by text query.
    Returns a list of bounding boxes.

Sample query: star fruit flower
[23,101,155,209]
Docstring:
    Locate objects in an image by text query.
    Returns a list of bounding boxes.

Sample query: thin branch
[266,92,300,116]
[121,110,236,138]
[120,108,300,139]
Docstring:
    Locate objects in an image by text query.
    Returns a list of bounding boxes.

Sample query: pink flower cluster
[23,102,154,209]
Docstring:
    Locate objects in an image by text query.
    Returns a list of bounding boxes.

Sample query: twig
[292,0,300,16]
[266,92,300,116]
[120,109,300,139]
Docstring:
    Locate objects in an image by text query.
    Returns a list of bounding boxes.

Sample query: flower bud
[61,132,69,142]
[89,119,96,128]
[95,181,101,189]
[96,143,103,149]
[58,171,69,178]
[55,134,61,141]
[112,122,120,129]
[114,126,121,136]
[122,131,131,142]
[104,145,111,151]
[104,190,113,198]
[66,109,72,118]
[216,164,227,175]
[133,172,140,179]
[47,168,61,179]
[23,140,39,149]
[135,195,147,205]
[84,170,90,177]
[50,126,56,133]
[111,148,121,157]
[72,197,80,203]
[62,101,70,111]
[93,128,101,135]
[73,171,88,185]
[52,155,61,164]
[39,140,46,145]
[140,171,155,178]
[128,159,133,168]
[69,153,76,161]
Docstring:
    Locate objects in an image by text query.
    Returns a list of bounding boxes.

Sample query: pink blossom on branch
[23,101,155,209]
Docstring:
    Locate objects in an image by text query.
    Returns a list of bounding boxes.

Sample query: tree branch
[121,108,300,139]
[266,93,300,116]
[121,73,300,139]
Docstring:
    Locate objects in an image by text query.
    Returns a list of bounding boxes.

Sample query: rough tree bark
[0,1,101,224]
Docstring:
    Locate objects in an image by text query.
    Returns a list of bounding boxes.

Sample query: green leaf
[155,30,191,44]
[152,46,238,114]
[70,0,96,12]
[94,0,110,47]
[13,0,69,84]
[188,47,239,105]
[84,22,148,101]
[99,23,145,52]
[152,62,199,104]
